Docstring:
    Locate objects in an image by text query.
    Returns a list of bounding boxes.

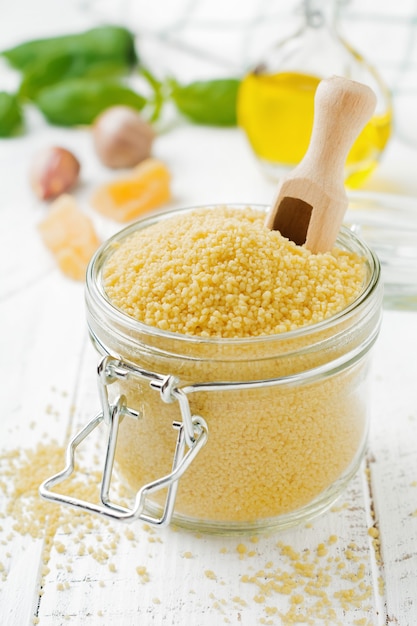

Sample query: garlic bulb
[30,146,80,200]
[92,106,155,169]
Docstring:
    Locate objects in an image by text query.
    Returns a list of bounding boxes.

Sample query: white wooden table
[1,3,417,624]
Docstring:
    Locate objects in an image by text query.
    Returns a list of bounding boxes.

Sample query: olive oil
[237,70,392,188]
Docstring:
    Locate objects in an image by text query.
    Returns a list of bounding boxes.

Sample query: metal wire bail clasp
[39,355,208,526]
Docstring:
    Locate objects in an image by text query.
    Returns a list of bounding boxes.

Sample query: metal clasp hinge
[39,355,208,526]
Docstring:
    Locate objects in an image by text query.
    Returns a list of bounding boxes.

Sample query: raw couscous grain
[0,439,151,622]
[234,535,377,625]
[103,207,365,338]
[100,205,377,525]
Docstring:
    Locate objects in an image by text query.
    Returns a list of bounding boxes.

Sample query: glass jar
[237,0,393,188]
[41,204,382,534]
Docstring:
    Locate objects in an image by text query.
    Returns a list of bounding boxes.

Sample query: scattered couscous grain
[183,551,193,559]
[0,439,154,622]
[236,543,247,556]
[205,569,217,580]
[136,565,150,583]
[317,543,328,557]
[2,439,382,625]
[235,536,376,625]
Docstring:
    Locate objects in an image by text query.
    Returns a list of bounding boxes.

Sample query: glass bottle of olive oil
[237,0,392,188]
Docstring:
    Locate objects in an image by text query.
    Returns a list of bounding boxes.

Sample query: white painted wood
[34,470,387,626]
[367,313,417,625]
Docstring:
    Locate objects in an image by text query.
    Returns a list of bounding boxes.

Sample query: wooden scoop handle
[302,75,377,185]
[265,76,377,253]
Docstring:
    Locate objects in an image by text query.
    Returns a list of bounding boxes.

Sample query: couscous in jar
[85,204,382,533]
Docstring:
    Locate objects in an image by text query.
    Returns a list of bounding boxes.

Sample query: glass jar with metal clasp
[40,204,383,534]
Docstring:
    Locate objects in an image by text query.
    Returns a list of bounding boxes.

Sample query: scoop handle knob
[302,75,377,187]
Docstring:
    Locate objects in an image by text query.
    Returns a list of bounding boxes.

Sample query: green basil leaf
[34,79,146,126]
[2,25,137,72]
[0,92,23,137]
[170,77,241,126]
[19,52,128,100]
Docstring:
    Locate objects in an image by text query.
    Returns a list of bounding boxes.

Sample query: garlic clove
[30,146,80,200]
[92,105,155,169]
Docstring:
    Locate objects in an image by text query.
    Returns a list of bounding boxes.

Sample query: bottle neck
[303,0,339,30]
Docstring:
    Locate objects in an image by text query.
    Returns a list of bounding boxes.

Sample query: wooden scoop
[265,75,377,253]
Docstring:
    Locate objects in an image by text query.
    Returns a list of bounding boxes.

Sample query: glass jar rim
[85,203,381,348]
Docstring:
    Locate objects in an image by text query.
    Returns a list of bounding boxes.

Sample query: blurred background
[1,0,416,148]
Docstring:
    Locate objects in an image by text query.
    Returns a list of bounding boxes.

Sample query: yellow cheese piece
[38,194,100,281]
[91,158,171,222]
